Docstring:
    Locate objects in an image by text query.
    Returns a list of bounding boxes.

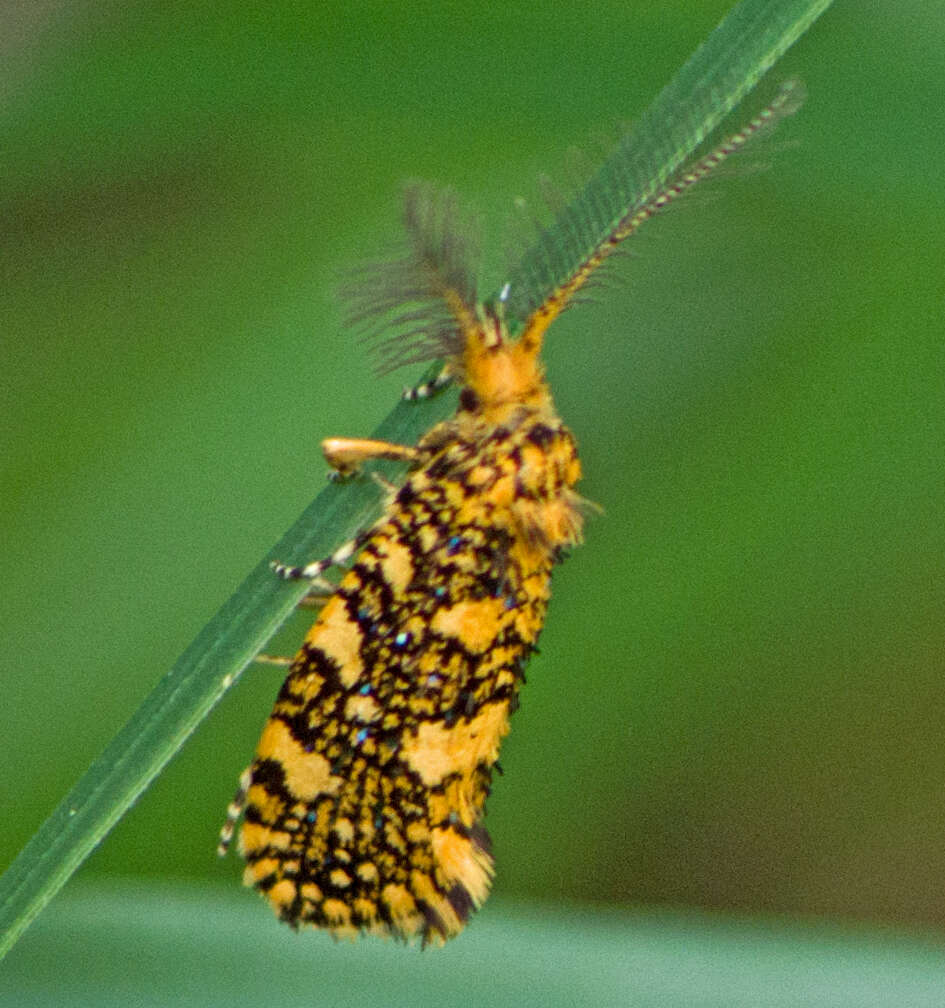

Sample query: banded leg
[402,363,453,401]
[270,532,367,581]
[218,766,252,856]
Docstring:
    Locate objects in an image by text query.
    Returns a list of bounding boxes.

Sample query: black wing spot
[526,423,557,448]
[446,883,475,923]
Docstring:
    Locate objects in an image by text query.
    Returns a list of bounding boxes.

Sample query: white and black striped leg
[218,766,252,856]
[402,364,453,401]
[270,531,366,582]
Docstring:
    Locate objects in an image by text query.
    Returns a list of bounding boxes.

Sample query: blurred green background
[2,0,944,971]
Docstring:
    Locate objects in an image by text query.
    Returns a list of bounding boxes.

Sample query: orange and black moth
[218,83,802,944]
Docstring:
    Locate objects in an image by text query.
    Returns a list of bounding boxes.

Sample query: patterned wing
[239,454,552,943]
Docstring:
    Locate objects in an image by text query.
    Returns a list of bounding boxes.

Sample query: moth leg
[402,363,453,401]
[270,531,366,581]
[252,653,295,667]
[370,470,399,500]
[251,581,332,668]
[217,766,252,856]
[322,437,419,479]
[273,438,419,579]
[296,581,335,608]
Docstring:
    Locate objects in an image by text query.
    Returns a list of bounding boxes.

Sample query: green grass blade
[0,0,834,962]
[0,373,455,961]
[502,0,835,328]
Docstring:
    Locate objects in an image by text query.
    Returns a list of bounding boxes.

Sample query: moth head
[460,302,548,414]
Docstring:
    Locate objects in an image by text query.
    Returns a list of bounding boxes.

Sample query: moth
[219,83,801,944]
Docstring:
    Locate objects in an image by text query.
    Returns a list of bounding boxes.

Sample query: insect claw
[270,560,303,579]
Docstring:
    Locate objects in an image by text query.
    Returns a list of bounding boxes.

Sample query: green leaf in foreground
[5,883,945,1008]
[0,0,834,961]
